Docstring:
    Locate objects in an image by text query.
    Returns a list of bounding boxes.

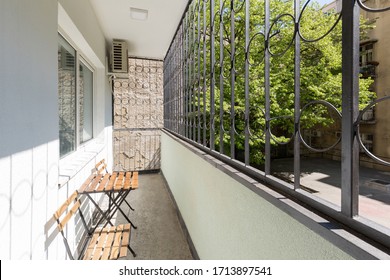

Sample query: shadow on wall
[44,196,92,260]
[147,147,161,170]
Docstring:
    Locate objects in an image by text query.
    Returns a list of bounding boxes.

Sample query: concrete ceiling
[90,0,189,60]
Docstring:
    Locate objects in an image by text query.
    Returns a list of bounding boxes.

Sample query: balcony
[2,0,390,264]
[360,62,379,79]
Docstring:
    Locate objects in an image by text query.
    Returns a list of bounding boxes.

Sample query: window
[79,61,93,143]
[360,43,374,66]
[58,34,94,157]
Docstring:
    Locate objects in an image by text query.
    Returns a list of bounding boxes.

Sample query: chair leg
[111,193,138,229]
[128,244,136,258]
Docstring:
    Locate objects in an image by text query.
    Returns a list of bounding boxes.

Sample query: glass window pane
[58,35,76,157]
[79,61,93,143]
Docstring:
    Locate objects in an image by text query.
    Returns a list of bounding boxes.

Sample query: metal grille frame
[163,0,390,250]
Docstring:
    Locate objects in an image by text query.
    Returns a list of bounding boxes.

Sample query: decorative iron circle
[232,0,246,13]
[248,106,266,140]
[219,109,231,134]
[267,13,296,57]
[298,0,342,43]
[357,0,390,12]
[298,100,342,153]
[356,96,390,166]
[269,115,294,145]
[247,32,266,66]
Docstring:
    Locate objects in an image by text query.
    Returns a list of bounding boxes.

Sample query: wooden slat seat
[83,224,132,260]
[77,160,138,194]
[78,171,139,194]
[53,190,135,260]
[54,159,139,259]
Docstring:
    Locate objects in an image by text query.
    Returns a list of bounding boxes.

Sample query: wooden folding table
[78,171,139,232]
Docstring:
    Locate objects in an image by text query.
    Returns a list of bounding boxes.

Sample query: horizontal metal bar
[113,128,162,132]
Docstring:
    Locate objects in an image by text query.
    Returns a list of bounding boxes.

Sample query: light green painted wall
[161,132,354,259]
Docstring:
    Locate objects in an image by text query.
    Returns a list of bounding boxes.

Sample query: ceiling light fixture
[130,7,148,21]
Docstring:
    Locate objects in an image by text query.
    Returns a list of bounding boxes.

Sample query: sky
[314,0,334,7]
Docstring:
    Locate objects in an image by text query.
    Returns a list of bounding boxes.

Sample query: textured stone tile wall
[113,58,163,171]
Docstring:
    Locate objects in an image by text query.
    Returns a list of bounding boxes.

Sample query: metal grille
[113,58,163,172]
[163,0,390,248]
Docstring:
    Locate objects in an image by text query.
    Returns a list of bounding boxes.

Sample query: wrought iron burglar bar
[164,0,390,250]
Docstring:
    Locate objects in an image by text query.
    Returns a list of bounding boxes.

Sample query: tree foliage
[185,0,375,164]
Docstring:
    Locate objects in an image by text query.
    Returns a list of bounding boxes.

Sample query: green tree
[186,0,375,165]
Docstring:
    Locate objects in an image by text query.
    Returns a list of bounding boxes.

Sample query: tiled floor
[115,172,194,260]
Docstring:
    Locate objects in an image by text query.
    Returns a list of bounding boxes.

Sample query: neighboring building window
[359,42,377,79]
[58,34,94,157]
[360,43,373,66]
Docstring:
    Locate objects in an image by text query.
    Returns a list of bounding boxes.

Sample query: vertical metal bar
[205,0,209,147]
[177,33,180,135]
[171,41,174,132]
[166,59,170,131]
[172,54,174,133]
[203,0,208,146]
[175,40,180,133]
[230,0,236,159]
[202,0,207,146]
[184,13,190,138]
[173,46,175,133]
[341,0,359,217]
[166,60,168,130]
[170,44,174,132]
[210,0,216,150]
[189,11,193,140]
[174,31,177,133]
[264,0,271,175]
[184,15,187,137]
[198,3,202,143]
[219,0,225,154]
[164,59,167,129]
[244,0,250,166]
[165,58,168,130]
[293,0,301,189]
[193,5,196,141]
[180,25,184,136]
[179,23,185,136]
[175,40,179,134]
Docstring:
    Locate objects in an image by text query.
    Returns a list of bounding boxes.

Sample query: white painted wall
[161,132,358,259]
[0,0,112,259]
[0,0,59,260]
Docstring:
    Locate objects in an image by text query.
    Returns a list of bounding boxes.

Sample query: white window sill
[58,139,105,188]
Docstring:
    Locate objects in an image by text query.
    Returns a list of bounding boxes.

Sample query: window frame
[58,32,95,158]
[360,43,374,66]
[78,57,95,145]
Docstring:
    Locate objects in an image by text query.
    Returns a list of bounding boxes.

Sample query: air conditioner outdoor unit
[110,40,128,73]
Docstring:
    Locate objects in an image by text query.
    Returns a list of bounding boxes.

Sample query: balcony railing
[163,0,390,250]
[360,62,378,78]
